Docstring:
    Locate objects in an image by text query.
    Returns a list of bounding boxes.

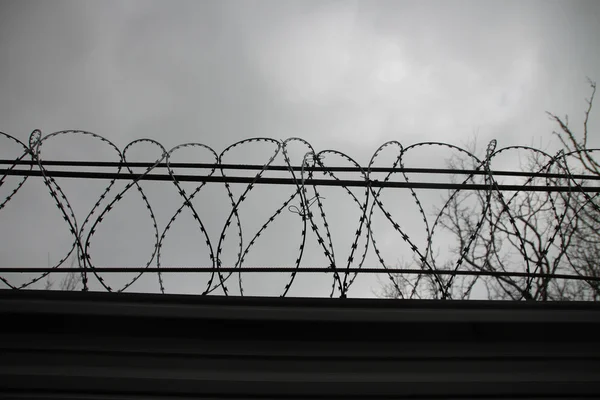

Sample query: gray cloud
[1,0,599,297]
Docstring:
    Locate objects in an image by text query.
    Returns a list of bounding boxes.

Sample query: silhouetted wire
[3,159,600,180]
[2,168,600,192]
[1,266,598,282]
[3,129,600,298]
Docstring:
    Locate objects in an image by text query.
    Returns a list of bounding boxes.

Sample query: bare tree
[547,78,600,299]
[381,79,599,300]
[437,153,581,300]
[44,253,82,291]
[376,258,448,300]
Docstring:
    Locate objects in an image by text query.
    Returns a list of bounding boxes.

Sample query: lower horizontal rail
[1,267,599,282]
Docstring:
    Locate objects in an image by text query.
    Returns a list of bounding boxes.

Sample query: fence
[2,129,600,299]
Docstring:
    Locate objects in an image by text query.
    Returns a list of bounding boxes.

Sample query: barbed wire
[2,129,600,299]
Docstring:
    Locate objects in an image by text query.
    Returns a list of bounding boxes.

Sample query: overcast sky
[1,0,599,298]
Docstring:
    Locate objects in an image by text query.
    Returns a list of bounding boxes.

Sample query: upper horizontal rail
[2,169,600,192]
[2,159,600,181]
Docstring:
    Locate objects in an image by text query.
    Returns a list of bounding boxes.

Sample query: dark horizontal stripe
[3,159,600,180]
[2,168,599,192]
[2,266,599,283]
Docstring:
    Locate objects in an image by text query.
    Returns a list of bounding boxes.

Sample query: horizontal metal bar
[2,159,600,180]
[2,169,599,192]
[2,267,599,282]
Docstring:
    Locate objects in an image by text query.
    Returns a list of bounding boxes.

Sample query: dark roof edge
[2,289,600,324]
